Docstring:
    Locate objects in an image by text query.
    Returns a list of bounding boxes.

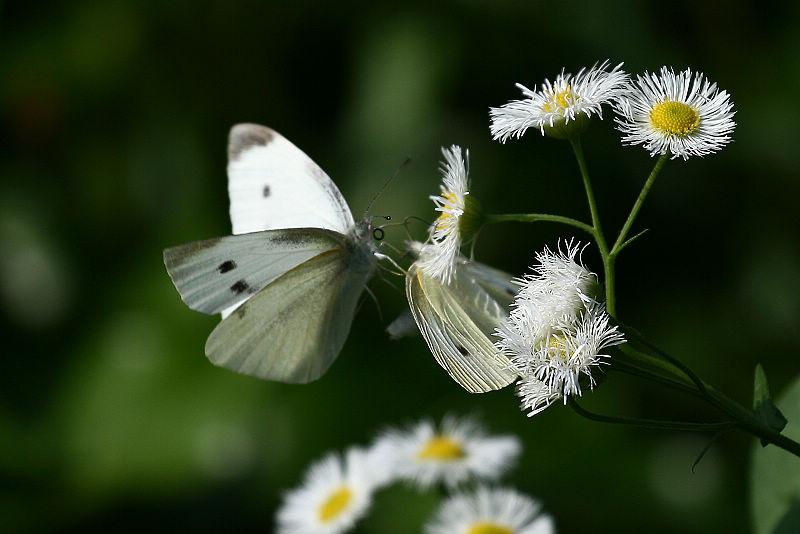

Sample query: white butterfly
[401,242,520,393]
[164,124,378,383]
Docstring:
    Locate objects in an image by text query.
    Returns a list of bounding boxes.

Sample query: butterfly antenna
[397,215,430,241]
[363,156,412,217]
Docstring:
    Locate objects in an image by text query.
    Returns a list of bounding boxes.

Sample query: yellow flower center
[434,190,459,232]
[466,522,514,534]
[649,100,700,136]
[417,435,465,461]
[545,334,569,362]
[318,486,353,523]
[542,84,577,114]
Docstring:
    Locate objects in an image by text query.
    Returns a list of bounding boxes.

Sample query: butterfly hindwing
[205,241,375,383]
[407,263,518,393]
[163,228,345,316]
[227,124,354,235]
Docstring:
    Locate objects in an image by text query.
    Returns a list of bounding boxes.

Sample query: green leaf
[750,373,800,534]
[754,364,771,409]
[753,364,788,441]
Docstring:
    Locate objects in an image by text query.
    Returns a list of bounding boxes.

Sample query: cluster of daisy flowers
[276,415,555,534]
[406,59,736,413]
[489,60,736,160]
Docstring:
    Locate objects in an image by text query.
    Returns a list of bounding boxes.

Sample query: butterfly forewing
[163,228,345,316]
[227,124,354,235]
[205,239,375,383]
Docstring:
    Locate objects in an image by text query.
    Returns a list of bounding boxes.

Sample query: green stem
[704,384,800,457]
[568,397,736,433]
[611,346,702,397]
[611,153,669,256]
[621,324,708,395]
[568,137,616,316]
[616,328,800,457]
[484,213,594,236]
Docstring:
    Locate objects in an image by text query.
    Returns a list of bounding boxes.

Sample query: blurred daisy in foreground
[418,146,483,284]
[276,447,378,534]
[490,60,628,141]
[495,242,625,416]
[425,486,555,534]
[371,415,521,489]
[614,66,736,160]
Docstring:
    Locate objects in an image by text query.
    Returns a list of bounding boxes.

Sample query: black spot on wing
[456,345,469,356]
[262,184,271,197]
[218,260,237,273]
[230,280,249,294]
[228,124,275,162]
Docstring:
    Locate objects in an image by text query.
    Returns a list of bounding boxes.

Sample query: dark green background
[3,1,800,532]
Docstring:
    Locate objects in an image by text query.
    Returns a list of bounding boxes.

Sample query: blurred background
[2,1,800,532]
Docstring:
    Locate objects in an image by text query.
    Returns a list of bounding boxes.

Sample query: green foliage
[751,374,800,534]
[754,364,789,444]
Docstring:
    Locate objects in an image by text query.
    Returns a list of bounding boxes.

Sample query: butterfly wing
[227,123,355,235]
[388,251,518,339]
[205,236,376,383]
[463,260,519,306]
[163,228,345,316]
[406,263,519,393]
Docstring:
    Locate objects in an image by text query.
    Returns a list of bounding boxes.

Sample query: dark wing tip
[228,123,276,162]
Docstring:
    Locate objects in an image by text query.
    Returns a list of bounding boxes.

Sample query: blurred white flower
[614,66,736,160]
[371,415,521,489]
[276,447,377,534]
[490,60,628,141]
[425,485,556,534]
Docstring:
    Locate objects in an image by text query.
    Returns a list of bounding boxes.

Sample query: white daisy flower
[490,60,628,141]
[516,374,563,417]
[425,485,556,534]
[417,146,477,284]
[370,415,521,490]
[614,66,736,160]
[499,301,625,417]
[495,242,625,416]
[276,447,377,534]
[513,240,599,325]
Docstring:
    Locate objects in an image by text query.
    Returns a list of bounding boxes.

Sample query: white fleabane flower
[490,60,628,141]
[514,240,599,325]
[418,146,479,284]
[501,302,624,417]
[614,66,736,160]
[276,447,377,534]
[425,485,556,534]
[516,374,562,417]
[370,415,521,490]
[495,242,625,416]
